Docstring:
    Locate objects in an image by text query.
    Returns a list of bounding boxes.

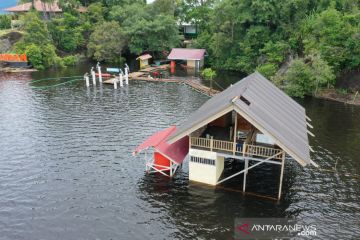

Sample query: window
[190,156,215,166]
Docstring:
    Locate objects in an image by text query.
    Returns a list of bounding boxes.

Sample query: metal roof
[5,0,86,13]
[167,72,312,166]
[167,48,206,60]
[136,54,152,60]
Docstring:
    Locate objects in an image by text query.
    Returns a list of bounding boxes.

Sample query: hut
[134,72,317,200]
[167,48,206,70]
[136,54,152,69]
[133,126,189,177]
[4,0,86,20]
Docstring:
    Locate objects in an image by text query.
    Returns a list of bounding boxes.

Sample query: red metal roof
[167,48,206,60]
[133,126,189,164]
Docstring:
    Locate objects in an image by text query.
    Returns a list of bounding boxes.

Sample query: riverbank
[316,88,360,106]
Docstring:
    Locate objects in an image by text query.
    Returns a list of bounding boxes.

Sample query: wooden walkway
[103,65,220,96]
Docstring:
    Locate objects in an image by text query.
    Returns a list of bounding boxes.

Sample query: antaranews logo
[235,218,317,239]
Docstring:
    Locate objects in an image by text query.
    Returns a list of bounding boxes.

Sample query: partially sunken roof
[167,48,206,61]
[167,72,312,166]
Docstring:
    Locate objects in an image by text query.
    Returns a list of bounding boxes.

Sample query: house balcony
[190,136,283,160]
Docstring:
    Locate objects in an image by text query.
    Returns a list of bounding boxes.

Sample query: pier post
[278,152,285,200]
[114,77,117,89]
[91,67,96,86]
[119,73,124,87]
[125,68,129,85]
[243,158,248,192]
[97,62,102,83]
[84,74,89,87]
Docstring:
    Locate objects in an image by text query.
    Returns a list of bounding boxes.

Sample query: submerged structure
[167,48,206,70]
[134,72,316,200]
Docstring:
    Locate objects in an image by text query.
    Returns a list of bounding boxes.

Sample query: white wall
[189,149,224,185]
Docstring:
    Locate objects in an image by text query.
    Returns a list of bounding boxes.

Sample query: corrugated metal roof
[136,54,152,60]
[167,48,206,60]
[4,2,32,12]
[167,72,311,166]
[5,0,62,12]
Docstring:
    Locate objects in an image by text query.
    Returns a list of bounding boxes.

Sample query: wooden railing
[244,144,283,160]
[190,137,283,159]
[190,137,211,149]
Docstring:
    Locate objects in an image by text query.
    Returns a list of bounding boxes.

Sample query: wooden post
[233,112,238,155]
[243,158,248,192]
[278,152,285,200]
[170,161,173,177]
[210,136,213,151]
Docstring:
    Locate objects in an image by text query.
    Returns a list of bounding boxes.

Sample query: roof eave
[232,103,309,166]
[167,105,233,144]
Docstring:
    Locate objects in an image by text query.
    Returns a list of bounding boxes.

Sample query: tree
[48,12,85,52]
[280,54,335,98]
[201,68,217,92]
[87,21,126,62]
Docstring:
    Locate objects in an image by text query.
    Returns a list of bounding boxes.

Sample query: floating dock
[103,65,220,96]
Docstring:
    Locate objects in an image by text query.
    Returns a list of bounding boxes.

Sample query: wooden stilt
[243,158,248,192]
[170,161,173,177]
[278,152,285,200]
[232,112,238,155]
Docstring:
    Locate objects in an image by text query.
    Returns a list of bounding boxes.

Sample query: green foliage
[256,63,278,79]
[280,54,335,98]
[301,8,360,71]
[62,55,79,66]
[87,21,126,62]
[20,11,51,46]
[201,68,217,80]
[14,12,63,70]
[0,15,11,30]
[109,2,180,55]
[48,13,85,52]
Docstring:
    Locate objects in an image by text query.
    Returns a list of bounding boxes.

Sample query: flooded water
[0,65,359,239]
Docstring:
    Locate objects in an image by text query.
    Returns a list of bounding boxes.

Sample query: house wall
[189,148,224,185]
[140,59,149,69]
[187,60,196,68]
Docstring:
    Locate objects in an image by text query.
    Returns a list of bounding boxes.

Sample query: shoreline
[315,89,360,106]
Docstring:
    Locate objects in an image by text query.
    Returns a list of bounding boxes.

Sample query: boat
[95,73,112,78]
[0,54,30,68]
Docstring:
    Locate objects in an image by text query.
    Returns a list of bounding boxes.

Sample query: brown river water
[0,64,359,239]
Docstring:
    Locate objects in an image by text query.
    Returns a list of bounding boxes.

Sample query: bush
[25,44,44,69]
[0,15,11,30]
[62,55,78,66]
[256,63,278,79]
[279,54,335,98]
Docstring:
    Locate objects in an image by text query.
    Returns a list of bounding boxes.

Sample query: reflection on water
[0,65,359,239]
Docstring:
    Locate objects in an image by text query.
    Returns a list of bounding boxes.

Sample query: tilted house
[135,72,316,200]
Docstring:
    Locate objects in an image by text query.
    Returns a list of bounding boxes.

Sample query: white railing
[190,137,283,159]
[243,144,283,160]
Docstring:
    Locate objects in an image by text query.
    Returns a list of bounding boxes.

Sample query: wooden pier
[103,65,220,96]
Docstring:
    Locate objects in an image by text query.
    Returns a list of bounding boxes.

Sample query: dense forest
[0,0,359,97]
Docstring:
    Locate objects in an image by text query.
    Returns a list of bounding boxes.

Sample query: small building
[179,22,198,39]
[134,72,317,200]
[136,54,152,69]
[4,0,86,20]
[167,48,206,70]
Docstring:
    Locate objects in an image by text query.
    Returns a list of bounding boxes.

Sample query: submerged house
[167,48,206,70]
[136,54,152,69]
[134,72,316,200]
